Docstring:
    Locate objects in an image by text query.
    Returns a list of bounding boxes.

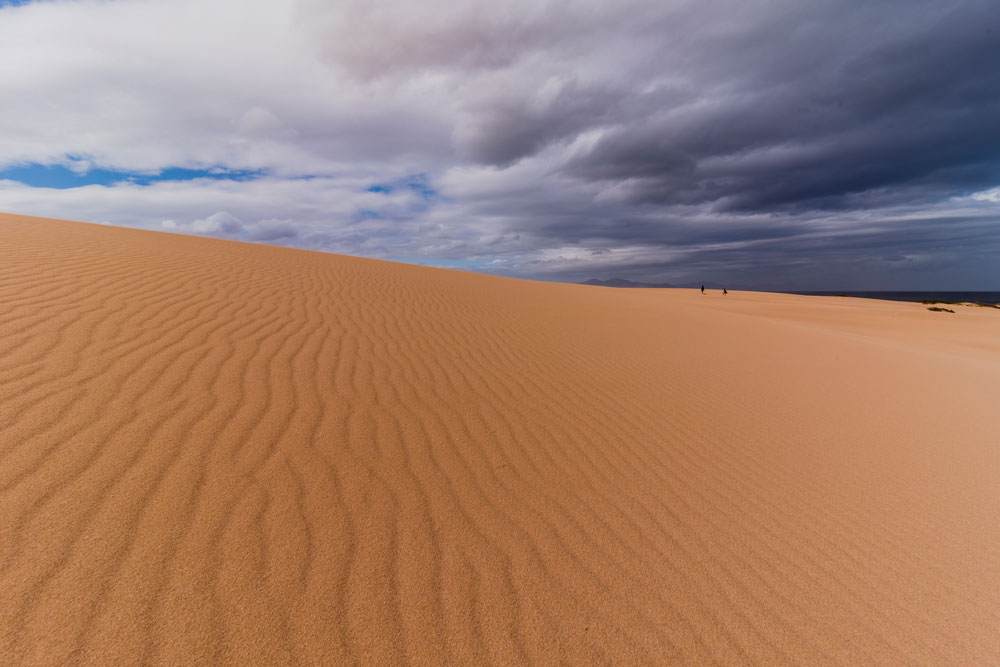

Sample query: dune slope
[1,213,999,665]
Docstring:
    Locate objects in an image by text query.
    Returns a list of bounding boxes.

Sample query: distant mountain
[581,278,676,288]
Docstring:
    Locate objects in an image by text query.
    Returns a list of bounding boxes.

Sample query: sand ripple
[1,213,999,665]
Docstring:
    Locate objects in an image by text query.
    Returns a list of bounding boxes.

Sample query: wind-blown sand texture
[2,212,999,666]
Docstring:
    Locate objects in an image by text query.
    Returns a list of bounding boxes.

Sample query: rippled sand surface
[2,213,998,665]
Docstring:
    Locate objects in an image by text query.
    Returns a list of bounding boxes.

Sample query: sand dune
[1,212,998,665]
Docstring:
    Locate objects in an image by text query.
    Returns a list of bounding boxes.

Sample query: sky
[1,0,998,289]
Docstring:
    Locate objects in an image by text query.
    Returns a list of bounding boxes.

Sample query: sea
[785,291,1000,305]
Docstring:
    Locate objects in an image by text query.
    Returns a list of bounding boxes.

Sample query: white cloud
[0,175,424,251]
[0,0,450,175]
[971,188,1000,203]
[189,211,244,235]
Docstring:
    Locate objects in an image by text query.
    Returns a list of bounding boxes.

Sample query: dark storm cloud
[517,211,1000,290]
[553,0,1000,212]
[455,80,624,166]
[412,0,1000,287]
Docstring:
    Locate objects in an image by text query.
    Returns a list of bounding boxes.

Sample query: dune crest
[1,213,998,665]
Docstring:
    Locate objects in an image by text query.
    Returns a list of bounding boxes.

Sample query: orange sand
[1,212,999,665]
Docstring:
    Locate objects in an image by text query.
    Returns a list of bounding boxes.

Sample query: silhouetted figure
[700,284,705,294]
[723,288,728,296]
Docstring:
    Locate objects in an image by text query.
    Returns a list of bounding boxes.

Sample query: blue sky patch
[367,174,439,201]
[0,162,264,189]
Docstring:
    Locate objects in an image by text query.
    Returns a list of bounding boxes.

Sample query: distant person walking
[700,284,705,294]
[723,288,728,296]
